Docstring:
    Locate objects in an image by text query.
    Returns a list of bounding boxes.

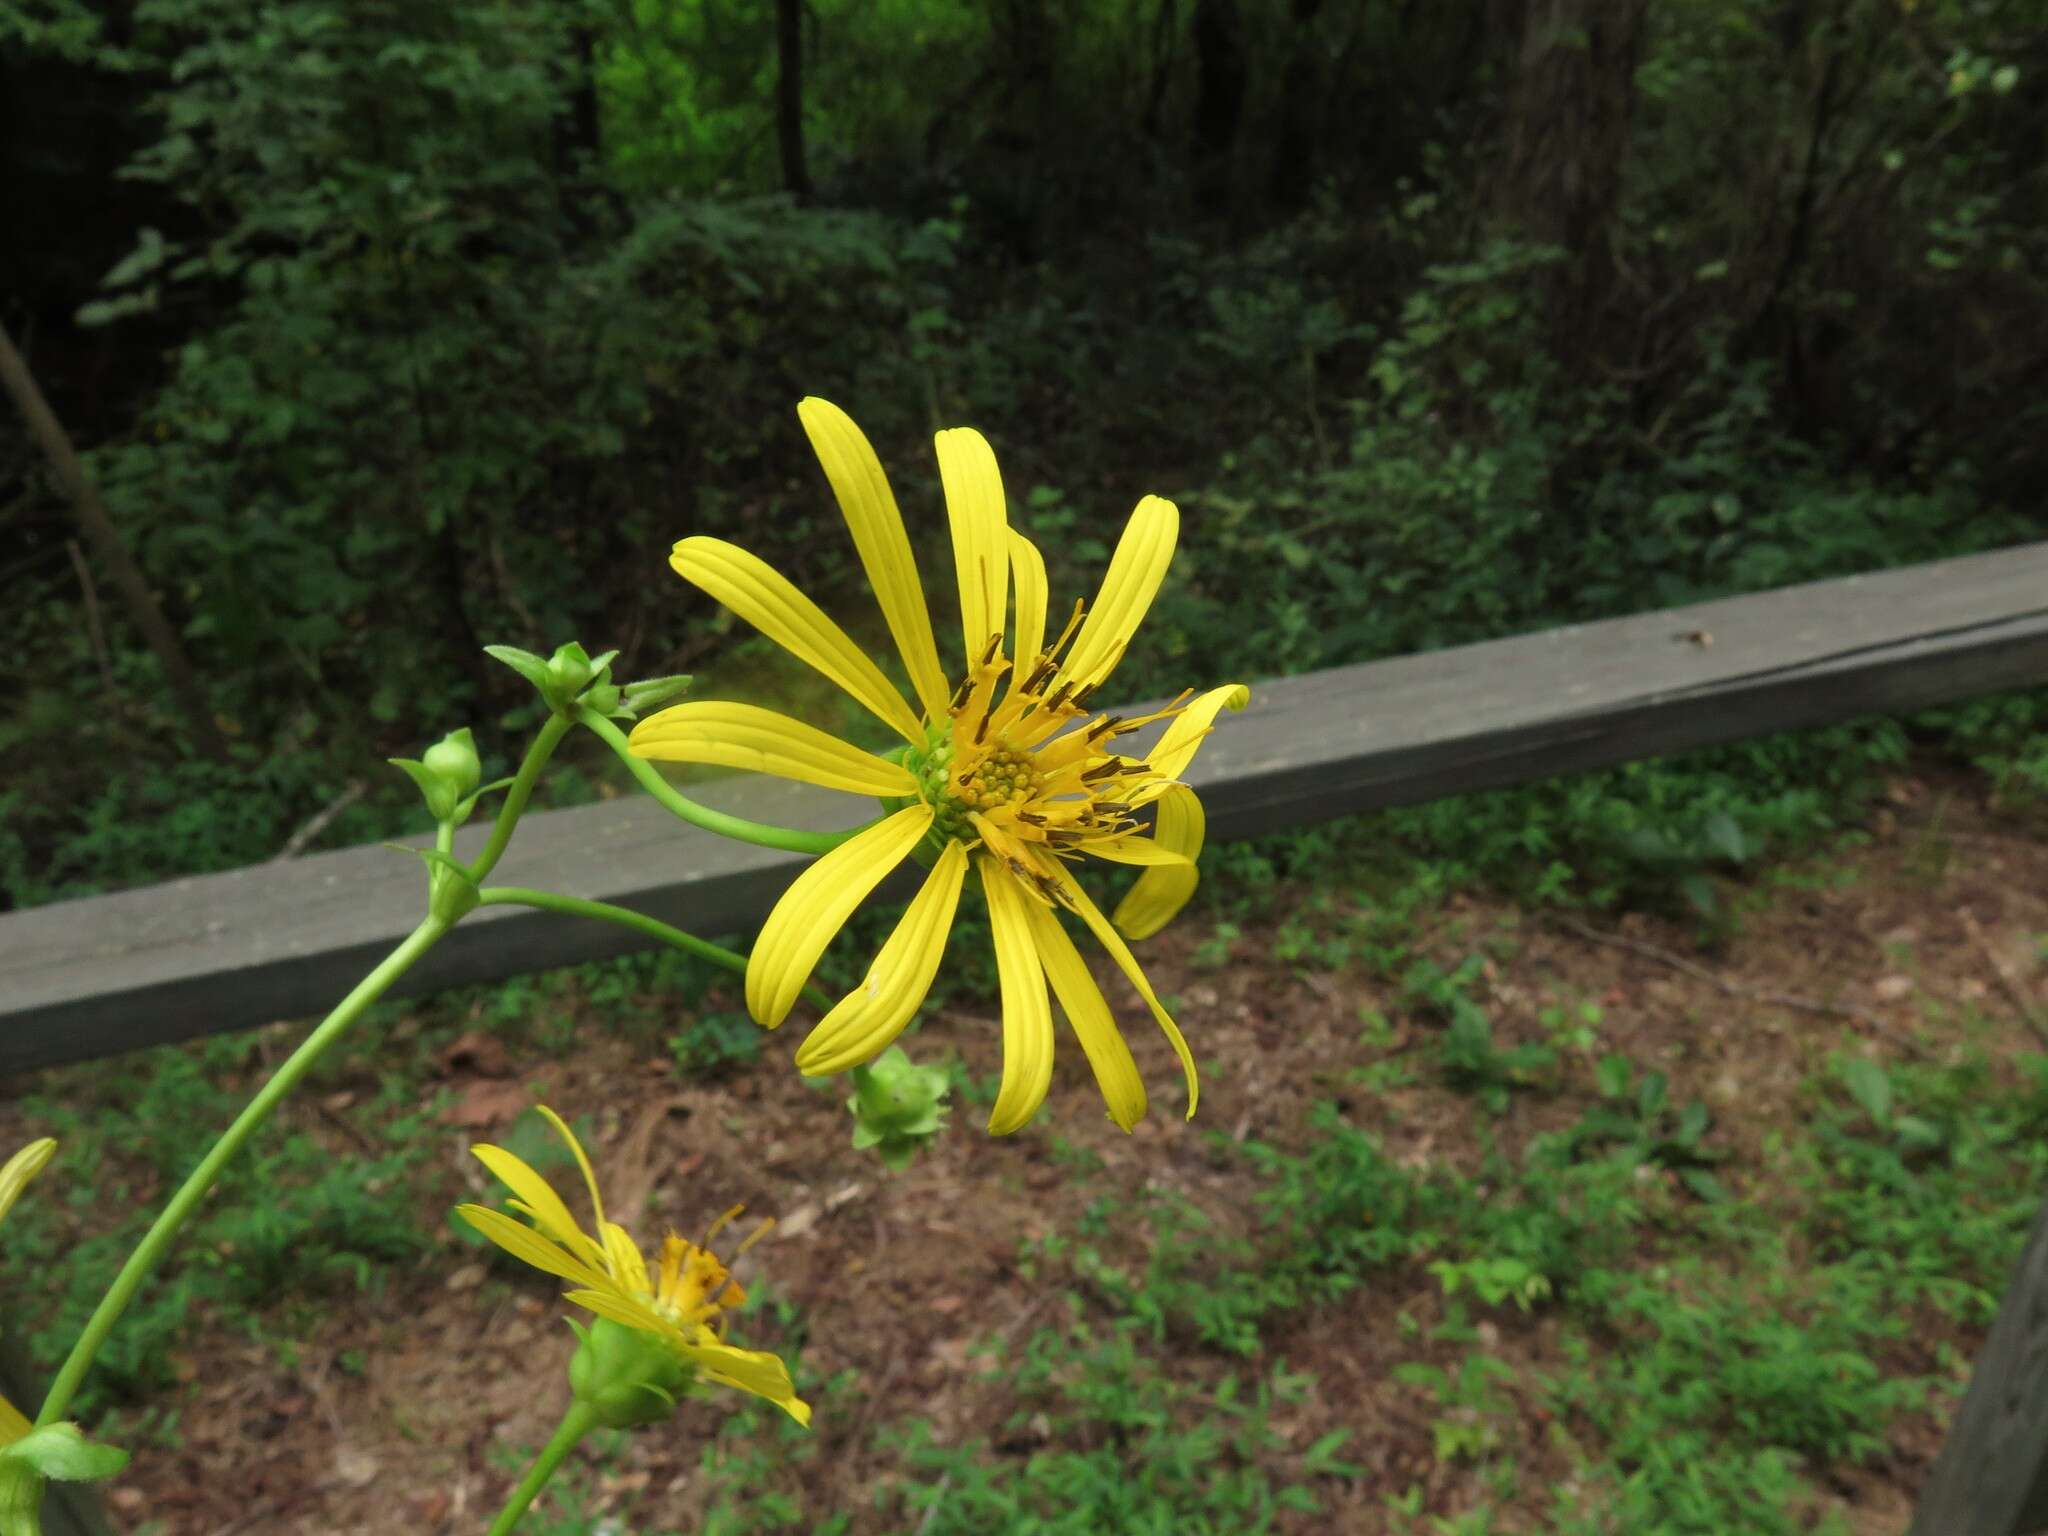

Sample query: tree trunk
[0,323,229,763]
[776,0,809,197]
[1489,0,1647,351]
[1191,0,1247,216]
[1268,0,1327,208]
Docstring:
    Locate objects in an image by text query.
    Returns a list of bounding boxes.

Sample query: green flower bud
[484,642,620,716]
[390,725,484,825]
[848,1047,951,1169]
[567,1317,689,1430]
[610,671,692,720]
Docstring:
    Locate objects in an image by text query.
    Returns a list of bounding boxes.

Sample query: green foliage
[881,1324,1330,1535]
[1399,955,1556,1113]
[669,1009,763,1080]
[1,1037,436,1413]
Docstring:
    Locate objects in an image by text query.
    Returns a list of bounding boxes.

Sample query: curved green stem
[36,916,451,1427]
[576,707,867,856]
[476,887,833,1013]
[487,1399,603,1536]
[468,713,574,885]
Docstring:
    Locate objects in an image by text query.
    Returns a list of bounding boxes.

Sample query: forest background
[4,0,2045,911]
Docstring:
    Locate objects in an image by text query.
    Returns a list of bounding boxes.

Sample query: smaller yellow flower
[456,1108,809,1426]
[1,1139,57,1447]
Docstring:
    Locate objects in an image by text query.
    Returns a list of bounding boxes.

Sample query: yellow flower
[629,398,1248,1134]
[456,1108,809,1426]
[1,1139,57,1446]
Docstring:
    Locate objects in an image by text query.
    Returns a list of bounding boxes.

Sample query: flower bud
[423,727,481,799]
[389,726,482,824]
[613,673,693,721]
[848,1047,951,1169]
[484,642,620,716]
[567,1318,690,1430]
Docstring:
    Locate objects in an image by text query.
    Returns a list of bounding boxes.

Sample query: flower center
[901,610,1194,896]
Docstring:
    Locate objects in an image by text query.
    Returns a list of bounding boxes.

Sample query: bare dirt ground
[9,763,2048,1534]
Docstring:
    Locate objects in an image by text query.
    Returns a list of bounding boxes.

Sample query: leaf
[1595,1054,1633,1100]
[1701,811,1750,863]
[1635,1070,1668,1121]
[1842,1058,1892,1127]
[1674,1100,1711,1145]
[483,645,550,691]
[0,1423,130,1481]
[1679,1169,1727,1202]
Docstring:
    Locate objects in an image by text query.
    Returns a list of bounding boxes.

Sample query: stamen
[1018,653,1060,695]
[1044,599,1086,665]
[703,1202,747,1246]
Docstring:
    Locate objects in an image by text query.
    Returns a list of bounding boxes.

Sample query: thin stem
[576,706,867,856]
[487,1399,604,1536]
[468,713,574,885]
[35,917,451,1427]
[477,887,834,1013]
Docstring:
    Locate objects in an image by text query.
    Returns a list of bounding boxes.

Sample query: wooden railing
[6,540,2048,1533]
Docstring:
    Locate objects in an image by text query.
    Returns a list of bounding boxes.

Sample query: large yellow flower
[456,1108,809,1425]
[1,1139,57,1446]
[629,399,1248,1134]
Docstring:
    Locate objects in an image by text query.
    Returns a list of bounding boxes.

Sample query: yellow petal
[1061,496,1177,691]
[981,858,1055,1136]
[456,1205,613,1290]
[1020,899,1147,1132]
[798,398,951,721]
[537,1106,609,1237]
[470,1144,607,1269]
[1009,530,1048,673]
[1076,835,1194,867]
[0,1138,55,1226]
[795,841,969,1075]
[0,1392,29,1448]
[1112,786,1205,941]
[1144,683,1251,783]
[686,1338,812,1425]
[1044,863,1199,1119]
[935,427,1009,665]
[604,1222,651,1298]
[563,1286,681,1341]
[630,701,917,796]
[747,805,935,1027]
[670,536,924,744]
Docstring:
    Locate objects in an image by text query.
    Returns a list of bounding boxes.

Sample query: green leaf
[1635,1070,1668,1121]
[0,1423,130,1482]
[1842,1058,1892,1127]
[1701,811,1749,863]
[483,645,550,690]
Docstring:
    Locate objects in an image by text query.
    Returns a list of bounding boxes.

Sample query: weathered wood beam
[5,541,2048,1076]
[1908,1189,2048,1536]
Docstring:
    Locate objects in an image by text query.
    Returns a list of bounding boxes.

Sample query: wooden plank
[4,541,2048,1075]
[1908,1188,2048,1535]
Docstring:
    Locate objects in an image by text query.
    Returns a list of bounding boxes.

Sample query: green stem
[468,713,574,885]
[35,916,451,1427]
[476,887,833,1012]
[576,707,864,856]
[487,1399,603,1536]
